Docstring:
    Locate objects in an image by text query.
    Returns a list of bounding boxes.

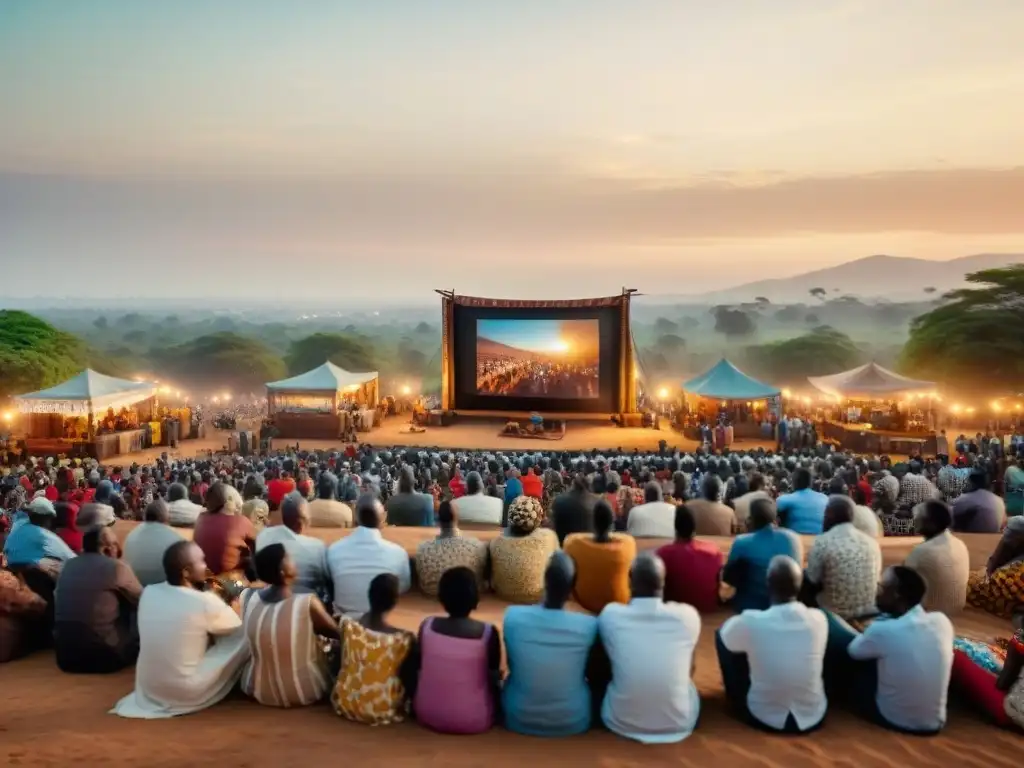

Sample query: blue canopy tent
[682,359,780,400]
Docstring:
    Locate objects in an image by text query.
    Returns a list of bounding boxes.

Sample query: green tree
[415,322,434,334]
[746,326,862,382]
[154,332,286,389]
[655,333,686,352]
[654,317,679,334]
[901,266,1024,387]
[774,305,801,322]
[93,315,108,330]
[285,332,377,375]
[713,306,756,337]
[0,311,94,398]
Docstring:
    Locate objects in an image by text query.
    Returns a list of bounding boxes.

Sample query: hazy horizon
[2,1,1023,300]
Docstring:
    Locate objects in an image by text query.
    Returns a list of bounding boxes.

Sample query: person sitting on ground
[0,551,48,664]
[717,555,827,733]
[239,543,337,707]
[54,526,142,674]
[905,499,970,615]
[490,495,560,604]
[564,499,636,614]
[452,470,503,525]
[77,479,118,529]
[521,465,544,500]
[952,470,1007,534]
[723,498,803,613]
[895,461,939,514]
[53,500,83,554]
[267,469,297,513]
[657,504,724,614]
[732,472,771,532]
[803,495,882,622]
[306,471,353,528]
[503,551,608,737]
[949,626,1024,729]
[685,474,736,536]
[1004,452,1024,519]
[414,566,501,735]
[111,540,250,719]
[626,481,677,538]
[241,475,271,530]
[415,500,488,598]
[123,498,185,587]
[193,481,257,579]
[332,573,419,725]
[3,497,76,568]
[850,483,883,538]
[164,482,205,527]
[599,552,702,744]
[550,473,597,545]
[327,493,411,617]
[967,516,1024,620]
[256,492,330,598]
[777,468,828,535]
[827,565,953,734]
[385,466,435,527]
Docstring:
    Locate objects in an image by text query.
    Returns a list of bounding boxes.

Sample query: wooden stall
[266,361,379,440]
[679,359,781,446]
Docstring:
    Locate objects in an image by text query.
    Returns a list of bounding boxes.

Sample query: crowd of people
[476,357,599,399]
[1,437,1023,740]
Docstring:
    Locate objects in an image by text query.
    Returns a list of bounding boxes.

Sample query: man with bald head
[717,555,828,733]
[804,495,882,621]
[326,492,410,616]
[502,551,605,737]
[598,551,702,743]
[256,491,330,597]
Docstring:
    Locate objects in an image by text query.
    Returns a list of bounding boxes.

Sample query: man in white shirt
[452,471,503,525]
[598,552,701,743]
[165,483,205,527]
[326,493,411,617]
[718,555,827,733]
[843,565,953,734]
[256,492,330,597]
[626,483,676,539]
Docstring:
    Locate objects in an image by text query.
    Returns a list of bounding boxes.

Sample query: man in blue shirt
[776,468,828,534]
[723,498,804,612]
[3,497,77,567]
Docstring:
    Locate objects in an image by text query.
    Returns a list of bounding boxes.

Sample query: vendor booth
[808,362,938,455]
[15,370,159,460]
[266,362,379,440]
[680,359,781,446]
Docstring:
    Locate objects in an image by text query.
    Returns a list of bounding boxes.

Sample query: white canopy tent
[266,361,378,393]
[15,369,158,415]
[807,362,935,400]
[266,361,379,417]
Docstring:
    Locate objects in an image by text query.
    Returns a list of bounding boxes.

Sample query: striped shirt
[240,589,331,707]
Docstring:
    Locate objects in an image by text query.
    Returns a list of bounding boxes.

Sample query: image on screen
[475,319,601,399]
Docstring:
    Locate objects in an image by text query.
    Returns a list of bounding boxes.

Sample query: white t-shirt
[719,602,828,730]
[326,526,411,616]
[626,501,676,538]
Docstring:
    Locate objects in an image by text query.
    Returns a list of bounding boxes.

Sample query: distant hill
[662,253,1023,305]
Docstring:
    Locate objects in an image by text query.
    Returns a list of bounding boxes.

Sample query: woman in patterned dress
[489,495,559,604]
[968,517,1024,620]
[951,628,1024,729]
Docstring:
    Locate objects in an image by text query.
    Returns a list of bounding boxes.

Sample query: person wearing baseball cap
[2,496,76,568]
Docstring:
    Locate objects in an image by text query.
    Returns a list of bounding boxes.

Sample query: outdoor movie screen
[475,319,601,399]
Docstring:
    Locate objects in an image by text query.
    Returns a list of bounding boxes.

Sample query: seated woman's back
[193,483,255,577]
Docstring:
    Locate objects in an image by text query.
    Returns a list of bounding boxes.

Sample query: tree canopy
[654,317,679,334]
[0,311,94,399]
[284,332,377,376]
[901,266,1024,388]
[745,326,862,383]
[154,332,286,389]
[713,306,756,337]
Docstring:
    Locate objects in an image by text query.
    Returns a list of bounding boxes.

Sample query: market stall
[14,370,159,460]
[807,362,938,454]
[266,362,379,440]
[680,359,781,444]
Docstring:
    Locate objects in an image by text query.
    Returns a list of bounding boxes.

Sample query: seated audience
[332,573,419,725]
[53,501,83,553]
[306,472,353,528]
[452,471,503,525]
[950,627,1024,729]
[599,552,702,744]
[952,471,1007,533]
[0,552,48,663]
[657,504,724,613]
[415,500,487,598]
[626,482,677,538]
[777,468,828,534]
[490,495,560,604]
[685,475,736,536]
[3,497,77,568]
[804,496,882,621]
[267,470,297,512]
[386,466,435,527]
[240,543,337,707]
[193,482,257,578]
[327,493,411,617]
[54,526,142,673]
[828,565,953,734]
[521,465,544,500]
[503,552,606,737]
[256,492,330,597]
[550,474,597,545]
[123,499,185,587]
[717,555,827,733]
[111,541,250,718]
[241,476,271,530]
[967,516,1024,619]
[564,500,636,614]
[905,500,970,615]
[78,479,118,528]
[732,473,771,531]
[165,482,205,527]
[724,498,804,612]
[851,484,883,538]
[414,566,501,735]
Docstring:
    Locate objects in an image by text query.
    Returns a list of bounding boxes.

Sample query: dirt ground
[3,528,1020,767]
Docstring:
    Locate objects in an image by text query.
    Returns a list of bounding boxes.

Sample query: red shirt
[193,512,257,575]
[521,473,543,499]
[448,476,467,499]
[855,479,873,506]
[656,539,724,614]
[267,478,296,508]
[44,485,59,502]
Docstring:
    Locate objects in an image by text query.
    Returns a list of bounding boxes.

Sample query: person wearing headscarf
[489,495,559,604]
[967,516,1024,620]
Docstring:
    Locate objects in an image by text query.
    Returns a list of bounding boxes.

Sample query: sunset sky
[1,1,1022,301]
